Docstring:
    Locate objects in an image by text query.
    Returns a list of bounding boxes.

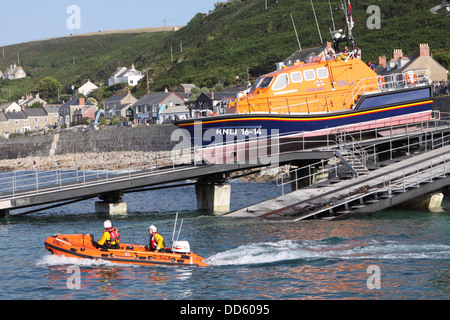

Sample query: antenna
[329,0,336,31]
[176,219,184,241]
[311,0,323,43]
[290,14,302,52]
[172,212,178,243]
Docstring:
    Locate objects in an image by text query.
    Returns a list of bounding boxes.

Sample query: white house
[2,64,26,80]
[78,80,98,96]
[108,64,144,87]
[18,93,47,107]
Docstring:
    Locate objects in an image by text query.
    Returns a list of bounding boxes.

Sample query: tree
[78,117,91,125]
[34,77,62,101]
[111,114,120,126]
[30,102,43,108]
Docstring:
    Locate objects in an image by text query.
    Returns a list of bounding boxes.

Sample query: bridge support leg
[95,191,127,215]
[0,209,10,218]
[196,182,231,213]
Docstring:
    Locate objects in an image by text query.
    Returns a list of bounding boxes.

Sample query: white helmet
[104,220,112,229]
[149,225,157,233]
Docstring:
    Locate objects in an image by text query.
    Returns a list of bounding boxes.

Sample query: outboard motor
[171,241,191,254]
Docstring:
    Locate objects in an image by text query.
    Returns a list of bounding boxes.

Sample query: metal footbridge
[2,111,450,219]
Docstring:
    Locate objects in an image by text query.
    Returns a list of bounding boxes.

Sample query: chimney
[378,54,387,68]
[393,49,403,60]
[79,97,85,106]
[420,43,430,57]
[211,91,214,99]
[131,63,135,70]
[164,87,168,93]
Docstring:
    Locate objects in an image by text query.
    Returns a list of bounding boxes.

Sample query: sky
[0,0,218,47]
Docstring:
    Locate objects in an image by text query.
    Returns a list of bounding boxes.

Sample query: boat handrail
[377,68,431,92]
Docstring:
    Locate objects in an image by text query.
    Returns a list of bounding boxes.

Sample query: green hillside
[0,0,449,104]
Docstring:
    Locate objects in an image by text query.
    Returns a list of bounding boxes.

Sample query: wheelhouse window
[304,69,316,81]
[258,76,274,89]
[272,74,289,91]
[317,67,329,79]
[291,71,303,84]
[249,77,263,94]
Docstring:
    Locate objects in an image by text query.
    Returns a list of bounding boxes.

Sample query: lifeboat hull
[44,234,208,267]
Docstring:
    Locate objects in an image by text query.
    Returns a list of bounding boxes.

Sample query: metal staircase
[335,134,370,178]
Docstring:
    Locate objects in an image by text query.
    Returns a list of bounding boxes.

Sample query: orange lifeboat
[44,234,209,267]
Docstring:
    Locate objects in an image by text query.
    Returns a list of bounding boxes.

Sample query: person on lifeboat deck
[97,220,120,249]
[147,225,165,252]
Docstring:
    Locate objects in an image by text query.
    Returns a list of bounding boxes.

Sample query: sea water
[0,181,448,301]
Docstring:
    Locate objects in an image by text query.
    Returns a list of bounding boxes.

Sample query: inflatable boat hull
[44,234,208,267]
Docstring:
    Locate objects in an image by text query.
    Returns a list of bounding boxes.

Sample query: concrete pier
[196,183,231,213]
[96,191,127,215]
[95,201,127,215]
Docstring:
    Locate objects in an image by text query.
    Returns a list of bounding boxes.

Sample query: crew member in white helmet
[97,220,120,249]
[148,225,165,252]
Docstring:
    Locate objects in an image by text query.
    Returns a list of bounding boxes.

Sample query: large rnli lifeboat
[44,234,209,267]
[175,1,434,164]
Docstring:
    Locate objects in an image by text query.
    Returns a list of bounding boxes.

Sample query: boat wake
[37,254,123,268]
[205,239,450,266]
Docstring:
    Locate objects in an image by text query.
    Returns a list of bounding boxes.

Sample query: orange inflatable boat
[44,234,209,267]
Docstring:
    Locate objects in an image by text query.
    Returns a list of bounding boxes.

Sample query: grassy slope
[0,0,449,103]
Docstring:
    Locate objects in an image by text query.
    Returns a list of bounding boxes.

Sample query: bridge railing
[275,111,450,194]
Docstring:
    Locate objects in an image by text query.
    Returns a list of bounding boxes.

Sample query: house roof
[196,92,237,102]
[23,108,48,117]
[61,97,95,107]
[44,105,62,113]
[104,93,129,103]
[110,65,142,78]
[134,92,183,106]
[78,80,98,92]
[0,102,18,110]
[284,45,330,64]
[160,104,189,115]
[19,95,47,107]
[377,55,417,76]
[5,111,27,120]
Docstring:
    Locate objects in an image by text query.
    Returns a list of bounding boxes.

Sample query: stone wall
[432,95,450,113]
[0,125,184,160]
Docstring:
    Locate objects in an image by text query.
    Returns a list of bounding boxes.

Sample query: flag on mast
[348,0,354,30]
